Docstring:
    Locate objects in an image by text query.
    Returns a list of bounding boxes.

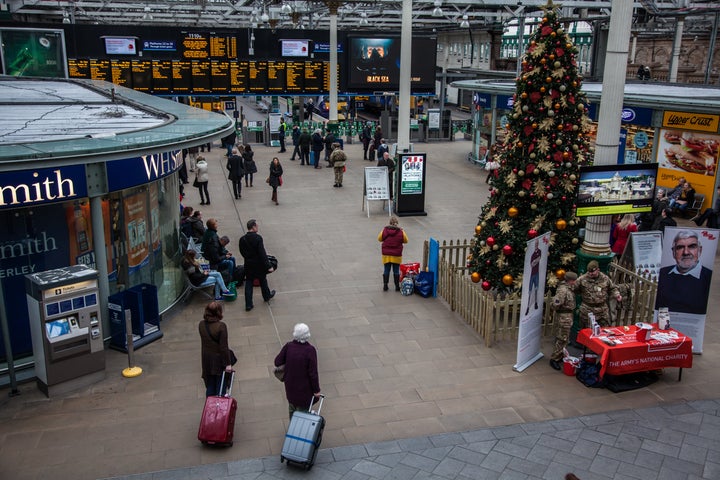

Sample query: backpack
[400,276,414,296]
[576,360,605,388]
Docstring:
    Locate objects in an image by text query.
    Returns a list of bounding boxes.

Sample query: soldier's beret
[587,260,599,271]
[564,271,577,281]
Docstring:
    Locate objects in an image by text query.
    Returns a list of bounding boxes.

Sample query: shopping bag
[400,262,420,279]
[414,271,434,298]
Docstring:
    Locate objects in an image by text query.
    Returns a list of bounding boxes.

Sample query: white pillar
[669,16,684,83]
[397,0,412,151]
[329,8,338,122]
[581,0,633,255]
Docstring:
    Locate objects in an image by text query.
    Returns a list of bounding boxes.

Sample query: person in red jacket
[378,216,409,291]
[274,323,321,420]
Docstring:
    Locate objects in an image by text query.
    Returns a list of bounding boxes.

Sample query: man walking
[238,219,275,312]
[290,124,301,161]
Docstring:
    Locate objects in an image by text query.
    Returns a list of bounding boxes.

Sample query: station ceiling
[4,0,720,34]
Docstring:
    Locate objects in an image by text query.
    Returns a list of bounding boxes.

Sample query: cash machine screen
[45,318,71,338]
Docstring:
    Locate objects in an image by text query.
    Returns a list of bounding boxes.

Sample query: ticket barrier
[26,265,105,397]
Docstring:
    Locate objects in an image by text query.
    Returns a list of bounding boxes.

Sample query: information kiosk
[25,265,105,397]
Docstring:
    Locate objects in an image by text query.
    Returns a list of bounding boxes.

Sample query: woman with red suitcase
[198,301,234,397]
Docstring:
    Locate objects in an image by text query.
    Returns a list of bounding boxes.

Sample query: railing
[425,239,658,347]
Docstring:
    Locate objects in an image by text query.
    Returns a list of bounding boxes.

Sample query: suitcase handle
[219,370,235,397]
[308,394,325,415]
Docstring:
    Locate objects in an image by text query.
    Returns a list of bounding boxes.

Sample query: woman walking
[274,323,321,420]
[611,214,637,256]
[195,155,210,205]
[378,216,408,291]
[242,144,257,187]
[268,157,283,205]
[198,301,234,397]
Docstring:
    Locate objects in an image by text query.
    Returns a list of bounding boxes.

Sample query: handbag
[267,254,278,271]
[273,364,285,382]
[278,176,283,186]
[193,176,200,187]
[265,176,270,184]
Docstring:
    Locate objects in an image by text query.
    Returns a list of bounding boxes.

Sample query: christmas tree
[468,1,591,292]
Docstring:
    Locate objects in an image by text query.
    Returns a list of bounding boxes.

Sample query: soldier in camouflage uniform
[549,271,577,371]
[573,260,622,328]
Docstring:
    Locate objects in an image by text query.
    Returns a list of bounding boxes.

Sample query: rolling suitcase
[280,395,325,469]
[198,371,237,446]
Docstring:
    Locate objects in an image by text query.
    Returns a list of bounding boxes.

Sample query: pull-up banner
[394,152,427,217]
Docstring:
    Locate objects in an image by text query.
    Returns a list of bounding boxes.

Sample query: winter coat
[226,154,245,180]
[196,160,209,182]
[378,225,408,264]
[274,340,320,408]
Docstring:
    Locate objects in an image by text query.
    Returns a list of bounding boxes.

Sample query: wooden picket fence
[423,239,658,347]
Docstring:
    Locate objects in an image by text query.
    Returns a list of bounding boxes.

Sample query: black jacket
[238,231,271,277]
[226,154,245,180]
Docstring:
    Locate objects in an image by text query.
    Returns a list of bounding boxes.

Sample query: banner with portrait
[514,232,551,372]
[655,226,718,353]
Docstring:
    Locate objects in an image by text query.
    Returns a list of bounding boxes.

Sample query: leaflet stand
[362,166,392,218]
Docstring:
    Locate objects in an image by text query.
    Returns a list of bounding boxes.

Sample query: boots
[394,274,401,292]
[272,191,278,205]
[382,274,389,291]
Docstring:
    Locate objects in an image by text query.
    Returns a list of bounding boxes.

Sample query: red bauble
[562,196,567,201]
[502,245,513,256]
[481,281,491,291]
[528,229,538,239]
[487,236,496,247]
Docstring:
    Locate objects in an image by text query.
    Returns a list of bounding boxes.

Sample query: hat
[564,271,577,281]
[587,260,599,271]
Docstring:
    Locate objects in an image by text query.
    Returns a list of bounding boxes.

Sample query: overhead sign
[662,111,720,133]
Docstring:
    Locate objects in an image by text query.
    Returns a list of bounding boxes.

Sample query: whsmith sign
[0,166,86,210]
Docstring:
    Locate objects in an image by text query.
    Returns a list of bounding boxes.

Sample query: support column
[326,1,340,123]
[669,15,685,83]
[580,0,633,264]
[90,196,111,339]
[397,0,412,151]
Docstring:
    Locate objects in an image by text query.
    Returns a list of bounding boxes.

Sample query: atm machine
[26,265,105,397]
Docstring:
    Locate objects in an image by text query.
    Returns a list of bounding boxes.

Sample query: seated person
[673,182,695,217]
[181,249,232,301]
[201,219,235,272]
[691,185,720,228]
[188,210,205,242]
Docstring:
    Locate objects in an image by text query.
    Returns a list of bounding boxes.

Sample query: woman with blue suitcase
[274,323,321,419]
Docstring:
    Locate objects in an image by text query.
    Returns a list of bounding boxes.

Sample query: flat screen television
[576,163,658,217]
[280,39,310,57]
[103,36,137,55]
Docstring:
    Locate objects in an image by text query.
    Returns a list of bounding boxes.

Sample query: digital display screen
[267,60,286,92]
[46,318,70,339]
[89,58,111,81]
[131,59,152,92]
[248,60,268,93]
[172,59,192,93]
[576,163,658,217]
[110,59,132,87]
[303,61,325,93]
[229,60,248,93]
[59,300,73,313]
[210,35,237,59]
[281,39,310,57]
[72,296,85,309]
[286,61,304,92]
[46,302,60,317]
[85,293,97,306]
[347,36,437,92]
[182,32,209,59]
[191,60,211,93]
[104,37,137,55]
[151,60,172,93]
[210,60,230,93]
[68,58,90,78]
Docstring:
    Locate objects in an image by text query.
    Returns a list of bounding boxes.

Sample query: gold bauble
[471,272,481,283]
[556,269,566,280]
[475,225,483,235]
[502,274,514,286]
[556,219,568,230]
[508,207,519,217]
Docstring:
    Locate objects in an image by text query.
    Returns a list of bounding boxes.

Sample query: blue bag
[414,271,434,298]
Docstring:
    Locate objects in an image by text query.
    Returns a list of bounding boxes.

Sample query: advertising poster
[656,118,720,211]
[0,28,66,77]
[149,183,161,253]
[399,155,424,195]
[626,231,663,278]
[514,232,551,372]
[124,190,149,274]
[655,226,718,353]
[364,167,390,200]
[66,202,94,267]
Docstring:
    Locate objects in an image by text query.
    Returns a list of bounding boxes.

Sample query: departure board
[151,60,172,93]
[229,60,248,93]
[131,59,152,92]
[68,58,90,78]
[304,60,325,93]
[110,59,132,87]
[182,33,209,59]
[172,59,192,93]
[248,60,268,93]
[191,60,211,93]
[267,61,286,92]
[89,59,111,82]
[211,60,230,93]
[285,61,304,93]
[209,35,237,59]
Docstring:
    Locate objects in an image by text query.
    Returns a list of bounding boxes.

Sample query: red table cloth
[576,324,692,379]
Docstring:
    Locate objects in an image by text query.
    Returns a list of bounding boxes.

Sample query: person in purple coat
[274,323,321,419]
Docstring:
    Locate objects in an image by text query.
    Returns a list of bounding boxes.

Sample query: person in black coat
[290,125,301,161]
[323,130,335,165]
[242,144,257,187]
[238,218,275,312]
[221,130,237,157]
[655,230,712,315]
[226,147,245,199]
[298,128,312,166]
[268,157,283,205]
[311,129,324,168]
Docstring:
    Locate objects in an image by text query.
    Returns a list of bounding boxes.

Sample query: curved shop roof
[0,77,234,171]
[450,79,720,115]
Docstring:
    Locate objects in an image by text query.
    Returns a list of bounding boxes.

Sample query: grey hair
[293,323,311,343]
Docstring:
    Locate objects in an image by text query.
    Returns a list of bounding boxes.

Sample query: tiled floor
[1,131,719,480]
